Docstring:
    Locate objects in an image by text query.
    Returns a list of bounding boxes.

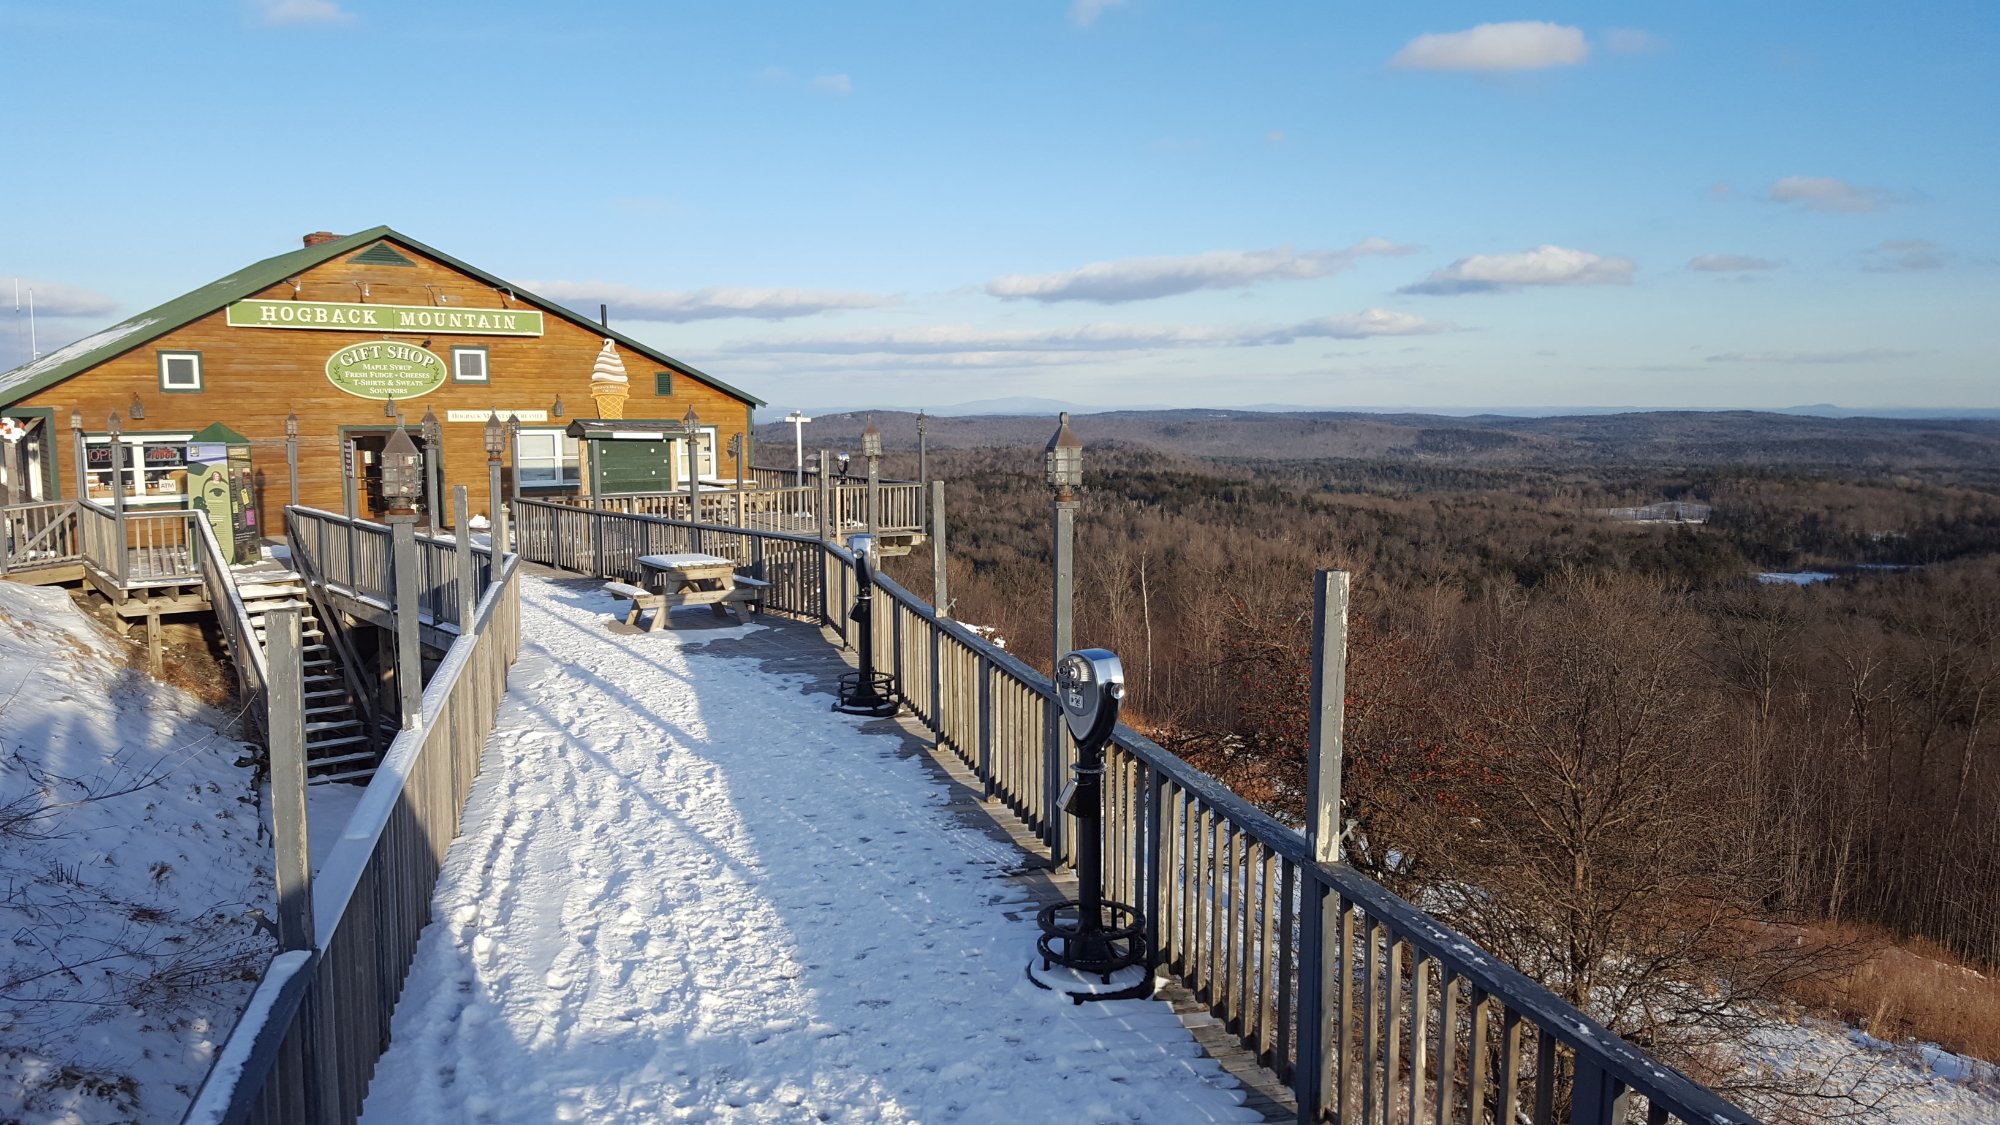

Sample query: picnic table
[605,553,769,630]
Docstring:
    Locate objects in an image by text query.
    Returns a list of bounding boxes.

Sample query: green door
[594,438,675,494]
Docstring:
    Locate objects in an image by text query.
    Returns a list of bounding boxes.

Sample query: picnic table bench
[604,553,768,630]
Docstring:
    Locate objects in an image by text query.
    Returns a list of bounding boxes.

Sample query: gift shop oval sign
[325,342,447,400]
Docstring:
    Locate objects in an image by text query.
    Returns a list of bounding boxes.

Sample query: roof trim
[0,226,764,409]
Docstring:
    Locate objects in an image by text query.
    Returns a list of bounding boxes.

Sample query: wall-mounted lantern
[128,392,145,421]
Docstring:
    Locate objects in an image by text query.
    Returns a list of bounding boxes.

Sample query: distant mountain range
[754,407,2000,475]
[766,398,2000,422]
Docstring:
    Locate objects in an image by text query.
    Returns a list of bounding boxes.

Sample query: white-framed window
[158,351,202,392]
[676,426,720,484]
[84,432,195,503]
[452,346,489,383]
[514,428,580,487]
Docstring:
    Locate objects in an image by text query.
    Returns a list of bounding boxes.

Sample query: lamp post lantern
[784,410,813,486]
[379,424,423,518]
[861,416,882,539]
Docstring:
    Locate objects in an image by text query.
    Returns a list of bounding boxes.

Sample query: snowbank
[0,581,272,1123]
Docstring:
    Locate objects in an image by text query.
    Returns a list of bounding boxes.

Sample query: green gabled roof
[0,225,764,409]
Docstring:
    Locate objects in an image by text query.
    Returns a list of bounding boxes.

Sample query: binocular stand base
[1027,899,1152,1004]
[833,671,900,717]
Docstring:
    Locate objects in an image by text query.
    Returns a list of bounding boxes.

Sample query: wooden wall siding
[14,240,754,534]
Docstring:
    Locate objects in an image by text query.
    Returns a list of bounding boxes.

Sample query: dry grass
[1787,921,2000,1065]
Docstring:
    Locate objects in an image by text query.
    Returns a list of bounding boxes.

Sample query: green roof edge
[0,225,765,409]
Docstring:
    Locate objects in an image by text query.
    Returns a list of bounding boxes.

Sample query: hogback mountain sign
[228,299,544,336]
[325,342,448,401]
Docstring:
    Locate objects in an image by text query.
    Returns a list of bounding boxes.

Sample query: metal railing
[510,500,1755,1125]
[1,500,79,575]
[183,553,523,1125]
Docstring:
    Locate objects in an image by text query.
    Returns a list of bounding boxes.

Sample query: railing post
[1572,1059,1630,1125]
[110,439,129,586]
[390,514,423,729]
[454,487,476,629]
[1306,570,1350,861]
[1296,569,1350,1124]
[816,449,833,545]
[930,479,949,617]
[266,606,315,952]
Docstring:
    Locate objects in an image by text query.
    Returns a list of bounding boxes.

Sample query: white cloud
[987,240,1418,304]
[1294,308,1452,340]
[525,280,896,323]
[1401,245,1635,295]
[1070,0,1126,28]
[811,74,853,96]
[1703,349,1915,365]
[724,308,1452,355]
[3,279,119,318]
[1863,239,1947,272]
[1688,254,1783,272]
[254,0,354,26]
[1388,22,1588,73]
[1767,176,1895,214]
[1604,28,1666,55]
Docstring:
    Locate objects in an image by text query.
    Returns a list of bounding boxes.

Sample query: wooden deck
[588,566,1295,1121]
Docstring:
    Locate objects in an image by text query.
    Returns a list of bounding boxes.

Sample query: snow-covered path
[361,574,1262,1124]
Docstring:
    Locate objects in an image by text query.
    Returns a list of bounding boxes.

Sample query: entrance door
[348,429,440,520]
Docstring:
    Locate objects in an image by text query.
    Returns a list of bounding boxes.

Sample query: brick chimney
[302,231,340,247]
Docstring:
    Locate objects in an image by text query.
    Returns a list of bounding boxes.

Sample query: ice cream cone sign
[589,338,630,419]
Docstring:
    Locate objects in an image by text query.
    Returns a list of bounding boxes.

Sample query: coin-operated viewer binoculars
[833,534,901,718]
[1030,648,1151,1002]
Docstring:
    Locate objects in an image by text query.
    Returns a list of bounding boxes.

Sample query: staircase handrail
[285,508,384,753]
[190,511,268,736]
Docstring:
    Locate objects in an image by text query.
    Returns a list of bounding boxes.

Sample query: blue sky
[1,1,1993,412]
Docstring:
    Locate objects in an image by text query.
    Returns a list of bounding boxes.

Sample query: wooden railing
[510,500,1754,1125]
[182,553,522,1125]
[76,500,200,585]
[191,513,269,737]
[1,500,79,575]
[563,479,926,536]
[285,506,493,637]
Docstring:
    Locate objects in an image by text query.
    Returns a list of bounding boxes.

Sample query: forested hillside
[838,422,2000,1102]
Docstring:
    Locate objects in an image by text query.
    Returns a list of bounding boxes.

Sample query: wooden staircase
[238,572,380,783]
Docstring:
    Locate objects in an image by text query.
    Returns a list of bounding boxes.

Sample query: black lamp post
[832,534,899,717]
[505,414,522,503]
[69,410,85,499]
[284,413,300,507]
[1030,648,1150,1002]
[1045,412,1082,683]
[728,432,745,526]
[420,407,442,527]
[861,416,882,538]
[484,411,509,557]
[106,412,127,584]
[681,406,702,536]
[916,410,929,526]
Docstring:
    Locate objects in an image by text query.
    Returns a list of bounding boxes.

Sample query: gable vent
[350,243,417,267]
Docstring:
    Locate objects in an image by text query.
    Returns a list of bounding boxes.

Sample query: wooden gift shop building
[0,226,762,532]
